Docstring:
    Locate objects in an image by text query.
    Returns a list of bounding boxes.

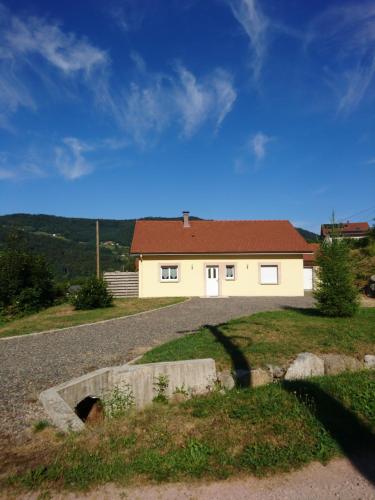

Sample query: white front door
[304,267,313,290]
[206,266,219,296]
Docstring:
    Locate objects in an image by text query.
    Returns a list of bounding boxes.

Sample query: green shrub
[70,277,113,310]
[0,235,54,315]
[153,374,169,403]
[314,238,359,317]
[103,385,135,419]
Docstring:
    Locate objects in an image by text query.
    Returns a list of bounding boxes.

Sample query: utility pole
[96,219,100,278]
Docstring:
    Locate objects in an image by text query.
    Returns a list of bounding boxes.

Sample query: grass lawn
[3,370,374,492]
[0,297,185,338]
[138,308,375,371]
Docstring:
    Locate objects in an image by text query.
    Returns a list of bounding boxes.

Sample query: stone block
[284,352,324,381]
[321,354,363,375]
[250,368,272,387]
[364,355,375,368]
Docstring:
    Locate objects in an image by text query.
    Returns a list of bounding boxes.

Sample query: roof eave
[130,250,312,256]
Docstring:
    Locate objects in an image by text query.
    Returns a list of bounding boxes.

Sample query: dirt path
[0,296,313,442]
[15,455,375,499]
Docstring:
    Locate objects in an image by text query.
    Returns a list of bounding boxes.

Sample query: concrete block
[364,355,375,368]
[39,359,216,432]
[285,352,324,381]
[321,354,363,375]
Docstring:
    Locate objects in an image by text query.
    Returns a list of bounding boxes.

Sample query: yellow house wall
[138,255,304,297]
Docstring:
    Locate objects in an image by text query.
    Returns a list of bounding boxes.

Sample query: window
[260,265,278,285]
[160,265,178,281]
[225,265,235,280]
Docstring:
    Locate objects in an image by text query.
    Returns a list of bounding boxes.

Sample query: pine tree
[314,237,359,317]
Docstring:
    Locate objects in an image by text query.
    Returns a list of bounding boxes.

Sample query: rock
[284,353,324,381]
[250,368,272,387]
[364,355,375,368]
[266,364,286,379]
[217,370,235,390]
[321,354,363,375]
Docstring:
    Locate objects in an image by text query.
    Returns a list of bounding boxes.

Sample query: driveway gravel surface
[0,296,313,442]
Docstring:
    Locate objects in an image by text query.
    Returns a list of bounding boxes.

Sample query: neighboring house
[130,212,312,298]
[321,222,369,239]
[303,243,319,291]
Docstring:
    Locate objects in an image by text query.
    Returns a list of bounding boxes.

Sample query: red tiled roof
[321,222,369,236]
[303,243,319,265]
[131,220,312,254]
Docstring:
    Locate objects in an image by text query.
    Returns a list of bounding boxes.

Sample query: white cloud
[108,0,145,33]
[0,3,108,129]
[0,72,36,130]
[228,0,268,80]
[233,131,274,174]
[366,158,375,165]
[307,2,375,114]
[0,167,15,180]
[312,185,328,196]
[4,15,108,75]
[104,58,236,145]
[0,151,46,181]
[55,137,93,180]
[250,131,272,160]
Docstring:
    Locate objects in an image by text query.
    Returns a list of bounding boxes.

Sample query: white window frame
[259,264,279,285]
[225,264,236,280]
[160,264,179,282]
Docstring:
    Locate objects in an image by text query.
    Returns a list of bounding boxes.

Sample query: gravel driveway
[0,296,313,442]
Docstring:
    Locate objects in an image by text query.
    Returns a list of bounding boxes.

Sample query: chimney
[183,211,190,228]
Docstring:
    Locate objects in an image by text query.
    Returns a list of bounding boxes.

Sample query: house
[303,243,319,291]
[321,222,369,239]
[130,212,312,298]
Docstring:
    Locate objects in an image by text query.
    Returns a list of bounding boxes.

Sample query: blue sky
[0,0,374,232]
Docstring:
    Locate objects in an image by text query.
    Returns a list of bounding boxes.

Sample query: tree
[0,231,54,315]
[314,237,359,317]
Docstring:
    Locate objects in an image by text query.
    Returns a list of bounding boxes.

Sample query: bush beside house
[70,277,113,310]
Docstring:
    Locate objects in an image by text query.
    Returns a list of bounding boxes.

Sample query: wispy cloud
[312,185,328,196]
[228,0,269,80]
[0,167,15,180]
[365,157,375,165]
[0,3,108,129]
[307,2,375,114]
[0,151,46,181]
[55,138,93,180]
[108,0,145,33]
[250,131,273,160]
[103,54,237,145]
[4,12,108,75]
[234,131,274,174]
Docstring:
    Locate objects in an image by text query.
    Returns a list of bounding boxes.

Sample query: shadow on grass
[281,306,323,318]
[282,379,375,486]
[204,323,375,484]
[205,324,251,388]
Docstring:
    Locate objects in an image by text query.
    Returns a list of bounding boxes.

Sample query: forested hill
[0,213,204,246]
[296,228,320,243]
[0,214,319,280]
[0,213,319,246]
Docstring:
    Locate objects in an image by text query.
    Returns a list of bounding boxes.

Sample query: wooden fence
[103,272,139,297]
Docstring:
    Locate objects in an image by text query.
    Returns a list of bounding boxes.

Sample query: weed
[103,385,135,419]
[173,384,189,396]
[33,420,50,432]
[153,374,169,404]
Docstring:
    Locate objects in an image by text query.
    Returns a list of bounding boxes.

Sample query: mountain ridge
[0,213,319,280]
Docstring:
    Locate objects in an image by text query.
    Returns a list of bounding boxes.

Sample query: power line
[337,205,375,222]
